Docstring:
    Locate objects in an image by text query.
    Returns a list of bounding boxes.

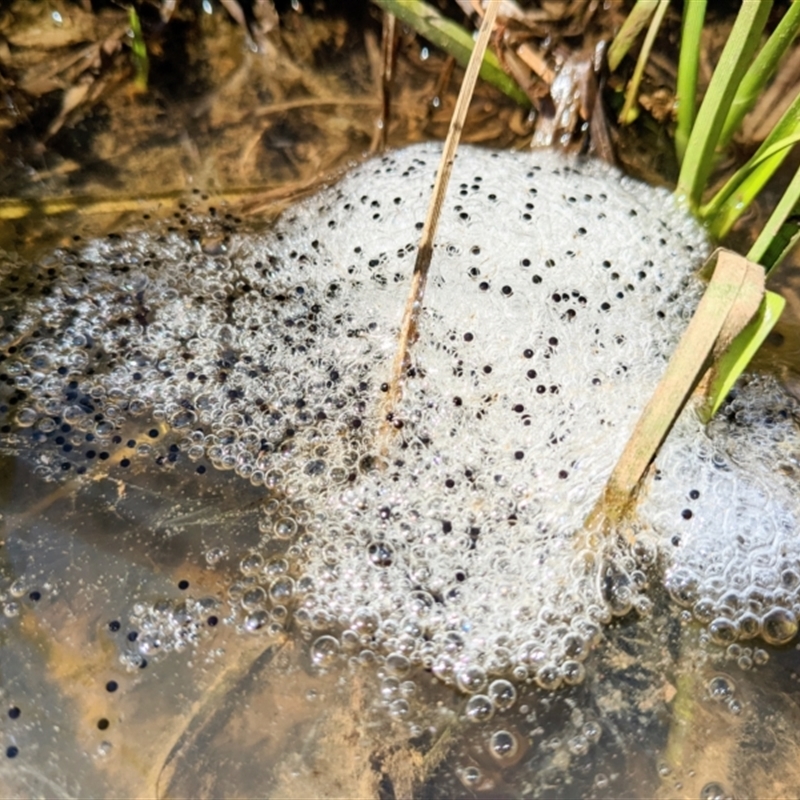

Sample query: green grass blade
[702,167,800,420]
[700,290,785,421]
[675,0,706,164]
[369,0,531,107]
[757,208,800,272]
[702,128,800,239]
[608,0,660,72]
[129,5,149,92]
[719,0,800,150]
[676,1,772,211]
[618,0,670,125]
[749,163,800,267]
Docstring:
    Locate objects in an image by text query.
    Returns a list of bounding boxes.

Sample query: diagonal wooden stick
[381,0,500,433]
[587,248,765,531]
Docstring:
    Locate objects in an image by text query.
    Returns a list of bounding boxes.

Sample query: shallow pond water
[3,3,800,799]
[4,434,800,800]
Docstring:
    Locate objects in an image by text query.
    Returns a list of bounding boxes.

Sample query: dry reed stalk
[381,0,501,435]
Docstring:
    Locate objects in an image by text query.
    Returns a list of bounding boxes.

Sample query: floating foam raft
[2,143,799,691]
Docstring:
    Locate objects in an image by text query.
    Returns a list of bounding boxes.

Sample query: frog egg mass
[2,142,800,691]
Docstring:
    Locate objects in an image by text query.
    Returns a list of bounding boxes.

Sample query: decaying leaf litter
[3,1,800,800]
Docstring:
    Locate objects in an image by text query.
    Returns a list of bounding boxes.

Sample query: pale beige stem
[376,11,397,153]
[381,0,501,433]
[587,248,765,531]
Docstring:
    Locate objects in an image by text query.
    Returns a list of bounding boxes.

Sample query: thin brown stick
[378,11,398,152]
[515,42,556,85]
[381,0,501,433]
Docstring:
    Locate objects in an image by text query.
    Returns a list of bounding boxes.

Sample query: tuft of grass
[598,0,800,510]
[701,123,800,240]
[748,162,800,270]
[675,1,772,212]
[611,0,800,422]
[701,290,786,421]
[718,0,800,151]
[673,0,800,419]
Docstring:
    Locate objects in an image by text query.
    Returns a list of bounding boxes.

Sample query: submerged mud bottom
[3,143,800,796]
[4,444,800,800]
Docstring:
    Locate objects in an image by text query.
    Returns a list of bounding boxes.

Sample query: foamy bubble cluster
[644,376,800,647]
[1,143,798,690]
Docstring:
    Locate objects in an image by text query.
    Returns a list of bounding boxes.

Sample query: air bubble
[15,408,37,427]
[273,518,297,540]
[368,542,393,567]
[351,607,379,635]
[488,730,519,762]
[244,610,269,631]
[709,618,738,645]
[386,653,410,677]
[465,694,494,722]
[456,665,487,694]
[239,553,264,575]
[535,664,561,690]
[708,675,735,702]
[761,607,798,645]
[311,635,340,668]
[241,587,266,610]
[700,782,727,800]
[388,698,410,718]
[487,679,517,710]
[583,720,601,742]
[567,734,589,756]
[458,766,482,788]
[561,660,585,685]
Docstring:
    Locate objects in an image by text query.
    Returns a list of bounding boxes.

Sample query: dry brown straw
[382,0,501,431]
[586,248,765,534]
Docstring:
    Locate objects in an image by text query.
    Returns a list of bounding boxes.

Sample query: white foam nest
[2,143,799,690]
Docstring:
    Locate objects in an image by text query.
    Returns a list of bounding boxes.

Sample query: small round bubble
[311,635,340,668]
[488,730,519,762]
[488,679,517,711]
[465,694,494,723]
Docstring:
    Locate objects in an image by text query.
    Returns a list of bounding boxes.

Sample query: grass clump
[612,0,800,418]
